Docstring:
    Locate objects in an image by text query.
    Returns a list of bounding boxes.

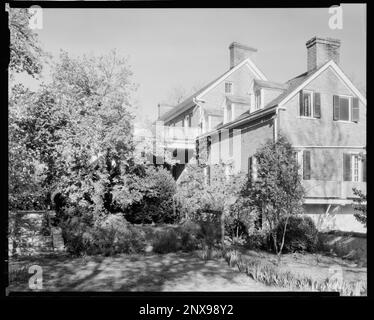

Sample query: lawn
[8,251,285,292]
[8,250,366,293]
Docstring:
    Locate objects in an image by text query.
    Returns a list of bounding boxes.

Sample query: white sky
[16,5,366,122]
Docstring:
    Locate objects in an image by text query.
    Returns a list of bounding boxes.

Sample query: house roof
[205,108,223,116]
[253,79,288,90]
[158,57,267,123]
[158,75,223,122]
[226,95,251,105]
[213,60,367,133]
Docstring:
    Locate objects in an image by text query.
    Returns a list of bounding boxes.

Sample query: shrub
[152,229,180,253]
[125,166,178,224]
[178,221,200,251]
[246,229,269,250]
[352,188,366,227]
[274,215,318,253]
[62,212,146,256]
[9,265,30,283]
[192,211,222,248]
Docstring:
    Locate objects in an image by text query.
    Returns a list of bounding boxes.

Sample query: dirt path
[9,252,286,292]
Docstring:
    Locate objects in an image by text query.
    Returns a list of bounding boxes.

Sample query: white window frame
[294,150,303,177]
[350,153,363,182]
[255,89,263,110]
[225,82,233,94]
[336,94,352,123]
[300,90,314,119]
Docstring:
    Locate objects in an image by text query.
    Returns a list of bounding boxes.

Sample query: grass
[222,249,367,296]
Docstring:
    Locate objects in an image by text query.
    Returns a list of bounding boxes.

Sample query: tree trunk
[277,215,290,263]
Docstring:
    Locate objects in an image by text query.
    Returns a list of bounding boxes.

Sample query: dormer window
[227,103,232,122]
[185,114,191,127]
[225,82,233,94]
[255,89,262,110]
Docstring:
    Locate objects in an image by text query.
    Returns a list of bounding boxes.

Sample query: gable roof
[226,95,252,105]
[205,108,224,116]
[277,60,366,108]
[253,79,288,90]
[158,57,267,123]
[206,59,366,134]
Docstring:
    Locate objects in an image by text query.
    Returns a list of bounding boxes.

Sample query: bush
[125,166,178,224]
[353,188,366,227]
[177,220,200,251]
[192,212,222,248]
[62,212,146,256]
[274,215,318,253]
[152,229,180,253]
[246,229,269,250]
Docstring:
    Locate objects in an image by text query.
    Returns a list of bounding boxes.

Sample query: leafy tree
[8,8,48,210]
[47,50,137,215]
[243,135,305,259]
[8,85,50,210]
[8,8,44,77]
[352,188,366,227]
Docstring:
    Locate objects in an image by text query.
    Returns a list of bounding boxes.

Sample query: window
[353,155,359,182]
[293,150,303,176]
[333,95,359,122]
[248,156,258,181]
[185,115,190,127]
[343,153,366,182]
[225,82,233,94]
[299,90,321,118]
[255,89,262,110]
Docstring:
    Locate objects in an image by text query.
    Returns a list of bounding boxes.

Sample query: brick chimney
[229,42,257,69]
[306,37,341,71]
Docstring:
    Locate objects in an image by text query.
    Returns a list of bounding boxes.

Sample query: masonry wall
[279,68,366,196]
[200,63,256,119]
[279,68,366,147]
[200,114,275,173]
[304,204,366,233]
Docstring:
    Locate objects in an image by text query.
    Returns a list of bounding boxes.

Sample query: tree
[8,84,65,210]
[243,135,305,259]
[48,50,137,215]
[352,188,366,227]
[164,83,204,105]
[8,8,44,78]
[8,8,52,210]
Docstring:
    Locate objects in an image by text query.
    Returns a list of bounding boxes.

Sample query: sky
[19,5,366,122]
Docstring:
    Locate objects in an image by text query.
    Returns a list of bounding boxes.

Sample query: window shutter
[248,156,252,178]
[314,92,321,118]
[333,95,340,121]
[343,153,352,181]
[303,150,311,180]
[362,155,366,182]
[352,97,359,122]
[299,91,304,116]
